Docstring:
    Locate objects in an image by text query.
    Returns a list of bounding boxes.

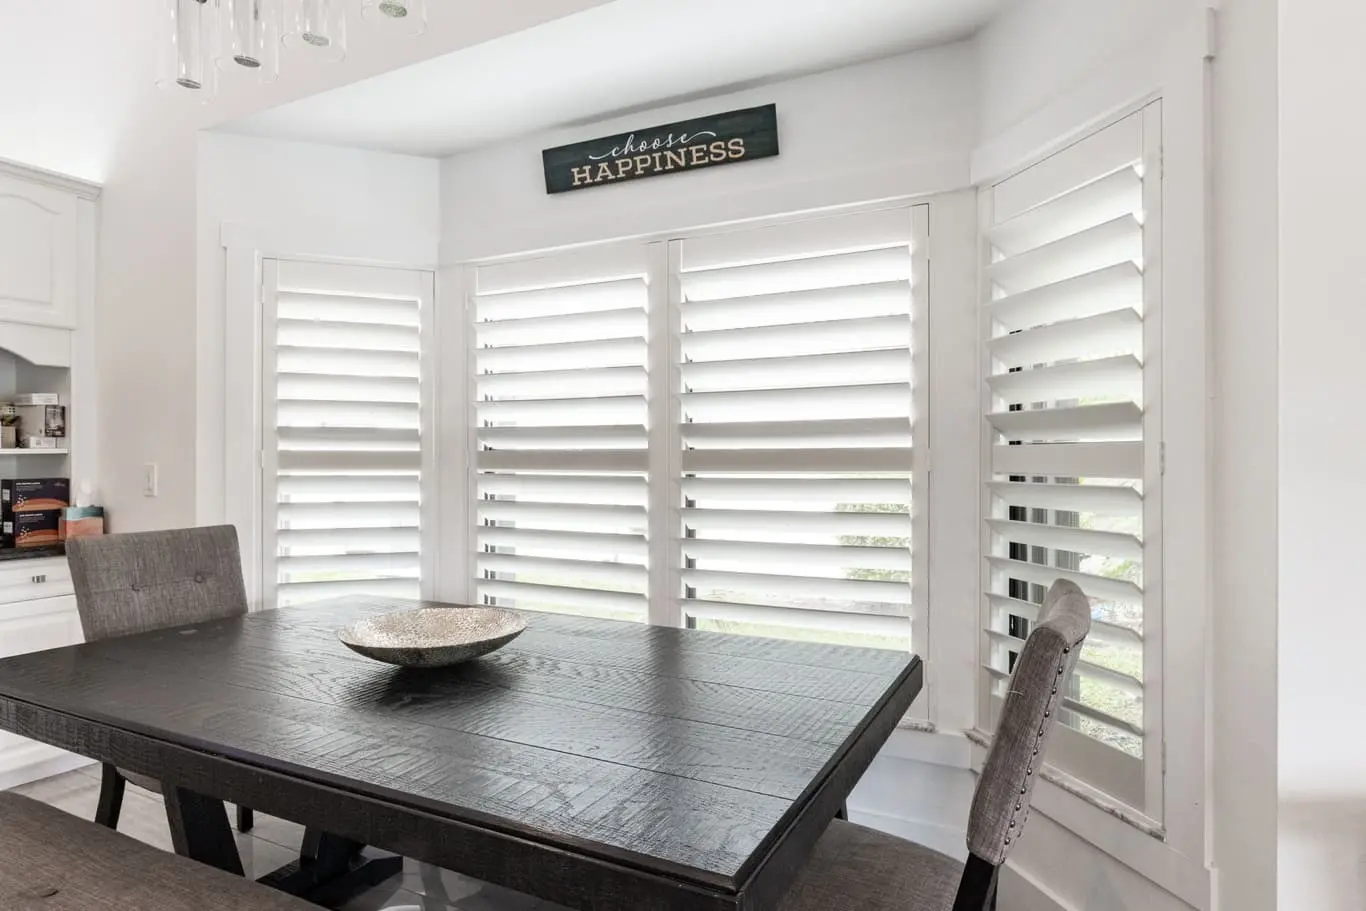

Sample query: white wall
[976,0,1200,139]
[439,45,978,262]
[1277,0,1366,907]
[1209,1,1280,909]
[0,0,608,535]
[195,132,440,537]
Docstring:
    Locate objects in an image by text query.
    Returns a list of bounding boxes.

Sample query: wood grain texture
[0,596,921,911]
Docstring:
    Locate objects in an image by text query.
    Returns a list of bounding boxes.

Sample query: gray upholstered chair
[67,525,256,834]
[777,579,1092,911]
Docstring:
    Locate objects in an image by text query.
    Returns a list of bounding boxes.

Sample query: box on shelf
[2,478,71,514]
[3,510,62,548]
[8,393,61,406]
[0,425,14,449]
[11,404,65,446]
[61,505,103,539]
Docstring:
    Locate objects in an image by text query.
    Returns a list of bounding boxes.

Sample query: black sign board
[542,104,779,194]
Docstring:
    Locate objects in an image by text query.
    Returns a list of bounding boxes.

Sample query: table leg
[257,826,403,904]
[163,786,245,876]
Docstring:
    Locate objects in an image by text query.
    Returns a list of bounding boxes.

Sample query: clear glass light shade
[361,0,426,37]
[221,0,282,81]
[286,0,347,61]
[158,0,218,95]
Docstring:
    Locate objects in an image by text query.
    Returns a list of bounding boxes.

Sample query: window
[980,107,1161,814]
[471,246,651,623]
[468,207,927,655]
[261,260,433,608]
[674,209,926,651]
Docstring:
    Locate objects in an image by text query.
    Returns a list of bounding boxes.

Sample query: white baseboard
[849,804,969,862]
[1001,863,1074,911]
[0,743,94,790]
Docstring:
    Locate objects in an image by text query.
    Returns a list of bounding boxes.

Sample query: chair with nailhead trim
[67,526,257,836]
[775,579,1091,911]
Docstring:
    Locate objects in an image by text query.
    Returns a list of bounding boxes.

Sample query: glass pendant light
[285,0,347,62]
[361,0,426,37]
[158,0,218,95]
[221,0,281,82]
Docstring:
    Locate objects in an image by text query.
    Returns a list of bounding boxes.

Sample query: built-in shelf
[0,450,69,456]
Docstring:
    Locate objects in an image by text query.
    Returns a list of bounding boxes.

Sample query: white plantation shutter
[673,207,927,651]
[262,260,434,608]
[471,245,650,621]
[980,107,1161,812]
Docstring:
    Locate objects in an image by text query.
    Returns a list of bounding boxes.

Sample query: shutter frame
[979,107,1163,816]
[262,260,432,609]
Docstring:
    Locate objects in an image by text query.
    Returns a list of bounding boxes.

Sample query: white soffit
[221,0,1006,157]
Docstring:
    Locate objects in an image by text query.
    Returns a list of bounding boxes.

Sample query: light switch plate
[142,462,158,497]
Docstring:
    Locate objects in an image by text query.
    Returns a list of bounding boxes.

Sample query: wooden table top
[0,596,922,907]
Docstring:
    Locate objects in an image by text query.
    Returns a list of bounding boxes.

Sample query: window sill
[966,729,1209,909]
[964,729,1164,840]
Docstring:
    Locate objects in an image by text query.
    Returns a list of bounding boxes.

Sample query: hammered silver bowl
[338,607,527,668]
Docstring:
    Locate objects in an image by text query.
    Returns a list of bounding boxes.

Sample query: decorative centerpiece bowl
[338,607,527,668]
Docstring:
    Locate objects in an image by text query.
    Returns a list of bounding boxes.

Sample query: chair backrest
[67,525,249,641]
[966,578,1092,866]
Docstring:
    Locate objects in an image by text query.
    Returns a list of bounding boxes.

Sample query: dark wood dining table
[0,595,922,911]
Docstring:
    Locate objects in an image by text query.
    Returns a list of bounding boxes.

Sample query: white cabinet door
[0,593,85,788]
[0,174,78,329]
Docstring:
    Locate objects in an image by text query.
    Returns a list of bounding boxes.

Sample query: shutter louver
[472,246,650,621]
[674,208,924,651]
[981,109,1159,811]
[264,261,431,608]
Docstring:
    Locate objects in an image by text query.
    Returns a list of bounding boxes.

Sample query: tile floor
[12,766,566,910]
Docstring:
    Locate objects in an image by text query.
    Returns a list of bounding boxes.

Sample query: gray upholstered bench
[0,791,316,910]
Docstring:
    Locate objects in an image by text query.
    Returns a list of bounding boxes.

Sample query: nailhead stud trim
[999,633,1085,857]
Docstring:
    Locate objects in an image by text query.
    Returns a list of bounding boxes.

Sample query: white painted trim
[222,244,263,605]
[1000,863,1077,911]
[0,157,100,201]
[71,198,98,501]
[923,189,980,734]
[434,265,471,604]
[0,323,71,369]
[970,6,1216,186]
[878,727,973,769]
[969,4,1214,891]
[647,241,682,628]
[215,222,440,608]
[220,222,440,273]
[908,204,933,723]
[417,270,438,600]
[970,736,1210,909]
[445,157,970,266]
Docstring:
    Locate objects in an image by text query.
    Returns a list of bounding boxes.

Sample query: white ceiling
[222,0,1006,158]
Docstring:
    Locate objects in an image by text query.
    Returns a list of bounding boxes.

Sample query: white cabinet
[0,158,99,789]
[0,171,86,329]
[0,563,87,789]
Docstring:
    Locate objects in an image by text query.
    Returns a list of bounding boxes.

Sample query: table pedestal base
[165,787,403,906]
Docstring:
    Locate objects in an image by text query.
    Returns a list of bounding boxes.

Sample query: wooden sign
[542,104,779,194]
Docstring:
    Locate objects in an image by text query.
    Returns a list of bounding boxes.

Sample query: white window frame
[216,223,439,609]
[966,13,1212,901]
[258,258,436,612]
[452,201,936,723]
[977,103,1163,819]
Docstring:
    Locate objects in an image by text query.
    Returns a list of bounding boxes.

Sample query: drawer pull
[30,574,46,584]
